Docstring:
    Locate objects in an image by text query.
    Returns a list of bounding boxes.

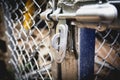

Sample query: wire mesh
[1,0,53,80]
[95,29,120,80]
[1,0,120,80]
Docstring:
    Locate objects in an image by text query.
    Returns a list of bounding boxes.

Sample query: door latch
[51,22,68,63]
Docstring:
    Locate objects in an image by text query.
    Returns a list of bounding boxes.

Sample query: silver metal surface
[40,3,118,31]
[51,21,68,63]
[43,3,117,23]
[75,3,117,23]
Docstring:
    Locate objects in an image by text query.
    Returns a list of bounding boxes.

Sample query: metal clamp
[52,23,68,63]
[40,3,118,31]
[40,9,52,21]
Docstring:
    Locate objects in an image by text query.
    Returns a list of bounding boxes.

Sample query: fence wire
[1,0,53,80]
[95,29,120,80]
[1,0,120,80]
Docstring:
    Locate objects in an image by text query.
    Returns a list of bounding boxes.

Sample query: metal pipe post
[79,28,95,80]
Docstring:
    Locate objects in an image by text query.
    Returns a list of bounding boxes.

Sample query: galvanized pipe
[56,3,117,23]
[76,3,117,23]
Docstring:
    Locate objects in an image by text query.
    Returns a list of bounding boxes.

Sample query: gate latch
[51,22,68,63]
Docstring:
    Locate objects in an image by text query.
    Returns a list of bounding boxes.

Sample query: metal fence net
[95,29,120,80]
[1,0,53,80]
[1,0,120,80]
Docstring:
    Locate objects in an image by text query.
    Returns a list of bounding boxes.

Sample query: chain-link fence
[1,0,53,80]
[1,0,120,80]
[95,29,120,80]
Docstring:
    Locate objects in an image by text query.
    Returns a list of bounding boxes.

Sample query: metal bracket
[51,22,68,63]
